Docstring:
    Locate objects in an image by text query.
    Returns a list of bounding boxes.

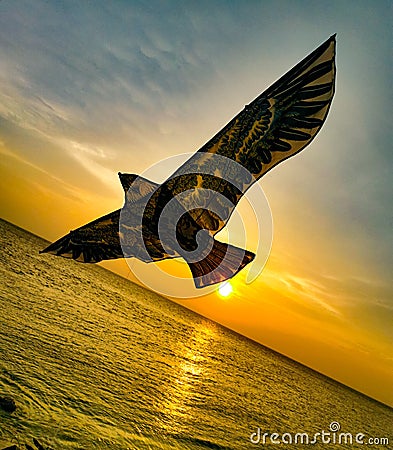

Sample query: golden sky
[0,1,392,406]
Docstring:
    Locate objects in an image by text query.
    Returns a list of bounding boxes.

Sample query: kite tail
[186,239,255,289]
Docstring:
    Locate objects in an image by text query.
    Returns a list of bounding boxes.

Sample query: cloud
[258,268,343,318]
[0,116,121,197]
[0,1,231,180]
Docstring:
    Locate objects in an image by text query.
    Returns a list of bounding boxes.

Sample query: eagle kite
[41,35,336,288]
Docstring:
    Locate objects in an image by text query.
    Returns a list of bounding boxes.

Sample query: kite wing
[165,35,336,234]
[41,174,161,263]
[40,210,123,263]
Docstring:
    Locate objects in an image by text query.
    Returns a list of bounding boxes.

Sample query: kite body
[41,35,336,288]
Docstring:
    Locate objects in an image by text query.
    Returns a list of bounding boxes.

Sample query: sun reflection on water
[156,321,217,433]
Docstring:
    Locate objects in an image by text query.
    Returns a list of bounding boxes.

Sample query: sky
[0,1,392,406]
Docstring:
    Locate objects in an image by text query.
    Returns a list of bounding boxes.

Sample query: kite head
[118,172,139,192]
[118,172,160,204]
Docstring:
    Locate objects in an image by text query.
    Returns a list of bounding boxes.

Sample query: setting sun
[218,282,233,297]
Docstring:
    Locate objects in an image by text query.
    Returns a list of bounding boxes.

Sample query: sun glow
[218,281,233,297]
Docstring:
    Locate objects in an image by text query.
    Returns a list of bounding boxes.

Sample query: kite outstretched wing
[40,174,161,263]
[164,34,336,234]
[40,210,123,263]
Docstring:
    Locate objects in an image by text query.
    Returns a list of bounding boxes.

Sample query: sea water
[0,219,391,449]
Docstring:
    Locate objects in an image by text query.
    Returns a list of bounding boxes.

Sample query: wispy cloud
[258,268,343,317]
